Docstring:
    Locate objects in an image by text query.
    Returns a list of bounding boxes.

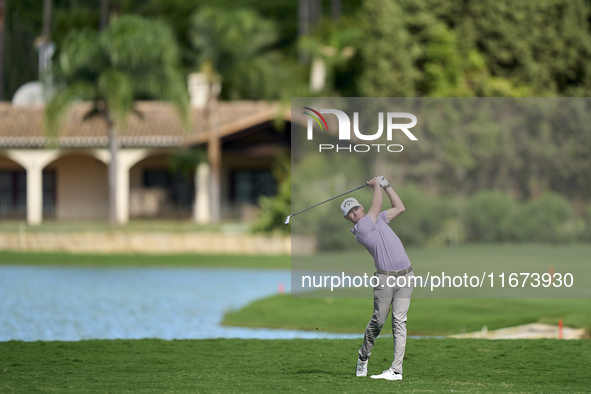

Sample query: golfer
[342,176,414,381]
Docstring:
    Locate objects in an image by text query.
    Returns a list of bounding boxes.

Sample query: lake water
[0,266,362,342]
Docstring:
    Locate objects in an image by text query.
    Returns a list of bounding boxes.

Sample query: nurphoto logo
[302,107,418,153]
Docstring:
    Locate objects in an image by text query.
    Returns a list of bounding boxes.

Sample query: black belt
[376,266,413,277]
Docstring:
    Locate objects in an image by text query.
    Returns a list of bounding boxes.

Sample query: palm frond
[59,29,104,81]
[100,15,181,74]
[82,106,103,121]
[190,7,277,70]
[98,69,133,127]
[131,67,190,130]
[131,106,145,120]
[44,82,96,147]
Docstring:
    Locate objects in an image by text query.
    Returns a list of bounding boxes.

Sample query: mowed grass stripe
[1,339,589,393]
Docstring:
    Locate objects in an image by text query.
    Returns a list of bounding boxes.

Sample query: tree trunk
[0,0,5,101]
[208,91,221,223]
[108,119,119,226]
[298,0,310,64]
[100,0,109,30]
[310,0,322,25]
[331,0,341,21]
[42,0,51,39]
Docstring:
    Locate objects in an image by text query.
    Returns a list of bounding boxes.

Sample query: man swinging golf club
[342,176,414,381]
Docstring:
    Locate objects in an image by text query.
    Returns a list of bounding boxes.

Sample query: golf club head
[284,215,291,225]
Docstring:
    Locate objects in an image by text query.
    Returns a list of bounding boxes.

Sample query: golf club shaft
[289,184,368,219]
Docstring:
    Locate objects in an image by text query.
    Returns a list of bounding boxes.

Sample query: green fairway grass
[1,338,589,393]
[294,244,591,283]
[215,243,588,335]
[0,251,290,269]
[223,296,591,336]
[295,243,591,271]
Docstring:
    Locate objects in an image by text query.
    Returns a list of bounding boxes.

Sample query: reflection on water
[0,266,362,341]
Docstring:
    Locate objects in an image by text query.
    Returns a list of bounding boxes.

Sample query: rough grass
[1,338,589,393]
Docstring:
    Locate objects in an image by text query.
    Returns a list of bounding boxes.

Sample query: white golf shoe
[370,368,402,381]
[355,357,368,377]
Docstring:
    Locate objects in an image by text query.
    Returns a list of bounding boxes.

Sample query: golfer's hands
[376,176,389,188]
[367,178,380,188]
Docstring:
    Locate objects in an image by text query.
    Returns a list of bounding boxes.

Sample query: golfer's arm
[385,186,405,222]
[367,185,382,224]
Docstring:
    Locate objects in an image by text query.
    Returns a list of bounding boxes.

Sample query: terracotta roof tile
[0,101,280,148]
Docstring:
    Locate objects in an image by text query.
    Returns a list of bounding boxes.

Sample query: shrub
[392,185,460,247]
[508,193,575,243]
[251,156,291,234]
[464,190,516,242]
[577,204,591,242]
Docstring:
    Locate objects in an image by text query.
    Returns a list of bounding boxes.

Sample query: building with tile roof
[0,99,291,225]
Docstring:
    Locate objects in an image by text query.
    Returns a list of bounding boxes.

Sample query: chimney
[188,73,209,108]
[188,73,221,108]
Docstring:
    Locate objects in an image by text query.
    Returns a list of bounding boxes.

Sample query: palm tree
[189,7,281,223]
[45,15,189,225]
[189,7,281,101]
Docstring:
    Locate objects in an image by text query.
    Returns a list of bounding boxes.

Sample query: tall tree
[357,0,414,96]
[298,0,311,64]
[99,0,108,29]
[37,0,54,99]
[42,0,51,38]
[45,15,189,225]
[189,7,283,222]
[0,0,5,100]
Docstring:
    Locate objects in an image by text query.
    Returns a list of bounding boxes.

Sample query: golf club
[284,184,369,224]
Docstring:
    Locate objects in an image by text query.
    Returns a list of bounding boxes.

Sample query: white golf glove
[376,176,389,188]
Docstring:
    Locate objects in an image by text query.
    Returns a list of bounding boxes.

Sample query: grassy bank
[2,243,589,272]
[1,338,589,393]
[0,251,290,269]
[223,296,591,336]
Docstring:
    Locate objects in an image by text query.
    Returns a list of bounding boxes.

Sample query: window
[0,170,26,218]
[231,170,276,205]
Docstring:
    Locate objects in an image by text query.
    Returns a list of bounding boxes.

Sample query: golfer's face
[346,206,364,224]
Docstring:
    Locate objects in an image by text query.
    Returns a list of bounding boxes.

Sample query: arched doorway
[129,154,194,219]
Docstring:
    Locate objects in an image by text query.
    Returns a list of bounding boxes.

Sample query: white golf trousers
[358,271,413,374]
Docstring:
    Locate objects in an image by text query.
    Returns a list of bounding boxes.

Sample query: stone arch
[52,148,110,166]
[0,150,27,170]
[43,151,109,221]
